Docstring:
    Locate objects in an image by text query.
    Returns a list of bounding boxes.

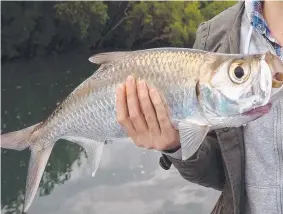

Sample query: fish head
[197,51,283,121]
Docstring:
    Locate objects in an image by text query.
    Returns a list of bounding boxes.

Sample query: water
[1,52,220,214]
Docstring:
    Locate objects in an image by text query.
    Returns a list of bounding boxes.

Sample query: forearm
[162,131,225,191]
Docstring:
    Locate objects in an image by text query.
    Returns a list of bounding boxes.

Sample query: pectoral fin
[178,120,210,160]
[62,136,104,177]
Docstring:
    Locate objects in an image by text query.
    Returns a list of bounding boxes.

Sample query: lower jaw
[243,103,272,116]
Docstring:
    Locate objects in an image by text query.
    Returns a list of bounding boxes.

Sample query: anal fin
[62,136,104,177]
[178,120,210,160]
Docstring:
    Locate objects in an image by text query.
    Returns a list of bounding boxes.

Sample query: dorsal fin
[88,51,131,64]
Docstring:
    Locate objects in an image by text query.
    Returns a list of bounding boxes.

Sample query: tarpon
[1,48,283,212]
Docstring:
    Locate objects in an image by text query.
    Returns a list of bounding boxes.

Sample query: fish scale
[48,52,202,142]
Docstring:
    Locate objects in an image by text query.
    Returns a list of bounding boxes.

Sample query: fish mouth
[243,103,272,116]
[264,52,283,88]
[272,72,283,88]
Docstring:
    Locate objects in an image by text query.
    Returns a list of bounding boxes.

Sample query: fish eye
[229,60,250,84]
[234,66,244,79]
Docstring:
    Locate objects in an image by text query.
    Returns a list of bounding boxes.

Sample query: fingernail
[150,87,157,93]
[127,75,134,83]
[117,83,124,92]
[150,88,158,97]
[138,80,145,88]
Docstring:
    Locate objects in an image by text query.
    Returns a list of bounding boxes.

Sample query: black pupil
[234,66,244,79]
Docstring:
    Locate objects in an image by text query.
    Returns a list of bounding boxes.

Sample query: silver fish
[1,48,283,212]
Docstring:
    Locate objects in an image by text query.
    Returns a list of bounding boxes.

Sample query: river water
[1,52,220,214]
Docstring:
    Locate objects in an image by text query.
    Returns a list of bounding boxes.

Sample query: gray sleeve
[162,147,182,159]
[166,131,225,191]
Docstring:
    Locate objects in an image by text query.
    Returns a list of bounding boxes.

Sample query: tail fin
[23,144,54,213]
[1,123,54,213]
[1,123,40,151]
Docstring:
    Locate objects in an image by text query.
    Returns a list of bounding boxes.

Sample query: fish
[1,47,283,212]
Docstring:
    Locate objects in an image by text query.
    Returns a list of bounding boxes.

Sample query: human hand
[116,75,180,151]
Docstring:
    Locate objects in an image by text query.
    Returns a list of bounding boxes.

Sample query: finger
[137,80,160,135]
[115,83,136,137]
[126,75,148,132]
[149,88,172,132]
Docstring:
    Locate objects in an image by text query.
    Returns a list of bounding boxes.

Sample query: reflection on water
[1,52,220,214]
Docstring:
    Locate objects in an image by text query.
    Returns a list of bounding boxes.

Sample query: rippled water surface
[1,52,220,214]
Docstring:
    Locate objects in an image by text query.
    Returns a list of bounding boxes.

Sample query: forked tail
[1,123,55,213]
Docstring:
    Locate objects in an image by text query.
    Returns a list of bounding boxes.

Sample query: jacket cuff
[162,148,182,160]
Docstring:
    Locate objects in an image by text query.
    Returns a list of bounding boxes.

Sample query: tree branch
[96,3,134,48]
[142,33,172,46]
